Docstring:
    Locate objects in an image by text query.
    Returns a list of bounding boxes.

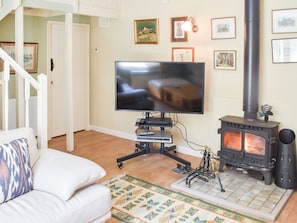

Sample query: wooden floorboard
[48,130,297,223]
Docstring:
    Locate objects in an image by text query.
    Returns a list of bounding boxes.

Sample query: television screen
[115,61,205,114]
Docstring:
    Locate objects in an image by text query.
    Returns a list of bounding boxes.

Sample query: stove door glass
[223,131,242,151]
[244,132,265,155]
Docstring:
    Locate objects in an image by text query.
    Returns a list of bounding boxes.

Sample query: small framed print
[0,42,38,73]
[171,17,188,42]
[134,18,159,44]
[214,50,236,70]
[211,17,236,39]
[272,38,297,63]
[272,8,297,34]
[172,47,194,62]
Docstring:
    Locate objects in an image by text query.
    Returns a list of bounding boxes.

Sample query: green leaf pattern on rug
[105,175,266,223]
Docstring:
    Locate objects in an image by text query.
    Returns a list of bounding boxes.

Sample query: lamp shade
[181,21,192,32]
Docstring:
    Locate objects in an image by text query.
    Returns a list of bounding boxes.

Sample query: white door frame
[47,19,90,151]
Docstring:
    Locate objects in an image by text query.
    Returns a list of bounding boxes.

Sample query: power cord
[171,114,216,157]
[139,112,216,157]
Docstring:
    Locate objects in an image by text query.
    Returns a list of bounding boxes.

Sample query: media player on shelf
[138,131,155,136]
[135,129,172,143]
[136,117,172,127]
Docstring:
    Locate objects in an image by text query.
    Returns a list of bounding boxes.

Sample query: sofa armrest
[33,148,106,201]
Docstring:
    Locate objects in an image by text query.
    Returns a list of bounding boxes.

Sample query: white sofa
[0,127,111,223]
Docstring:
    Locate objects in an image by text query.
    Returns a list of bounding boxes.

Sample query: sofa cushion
[0,138,33,203]
[0,128,39,166]
[33,149,106,201]
[0,184,111,223]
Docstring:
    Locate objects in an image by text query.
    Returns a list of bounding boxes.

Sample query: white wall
[89,0,297,157]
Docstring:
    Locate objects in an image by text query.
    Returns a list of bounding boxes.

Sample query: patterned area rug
[103,174,266,223]
[171,167,293,222]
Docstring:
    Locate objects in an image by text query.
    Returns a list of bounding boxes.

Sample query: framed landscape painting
[0,42,38,73]
[211,17,236,39]
[214,50,236,70]
[134,18,159,44]
[272,8,297,34]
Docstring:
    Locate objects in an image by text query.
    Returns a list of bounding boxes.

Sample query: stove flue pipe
[243,0,260,120]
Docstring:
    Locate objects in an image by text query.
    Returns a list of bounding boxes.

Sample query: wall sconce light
[182,17,198,33]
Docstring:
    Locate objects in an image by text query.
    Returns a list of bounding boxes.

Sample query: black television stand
[116,112,191,171]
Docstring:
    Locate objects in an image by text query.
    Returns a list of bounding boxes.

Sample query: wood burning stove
[218,115,279,184]
[216,0,281,185]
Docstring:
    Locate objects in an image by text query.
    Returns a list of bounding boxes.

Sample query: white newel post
[37,74,48,149]
[65,13,74,151]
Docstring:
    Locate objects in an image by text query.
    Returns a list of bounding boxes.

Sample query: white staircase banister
[0,48,40,90]
[0,47,48,149]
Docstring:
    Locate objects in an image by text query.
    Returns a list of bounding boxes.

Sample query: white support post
[65,13,74,152]
[15,5,25,128]
[37,74,48,149]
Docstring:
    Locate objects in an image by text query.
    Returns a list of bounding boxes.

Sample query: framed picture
[0,42,38,73]
[171,17,188,42]
[134,18,159,44]
[211,17,236,39]
[272,38,297,63]
[214,50,236,70]
[272,8,297,34]
[172,47,194,62]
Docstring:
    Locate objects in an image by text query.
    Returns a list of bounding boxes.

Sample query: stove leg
[262,171,272,185]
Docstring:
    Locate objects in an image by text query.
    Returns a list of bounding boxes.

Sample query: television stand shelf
[116,112,191,171]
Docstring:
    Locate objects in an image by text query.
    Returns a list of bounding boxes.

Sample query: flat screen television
[115,61,205,114]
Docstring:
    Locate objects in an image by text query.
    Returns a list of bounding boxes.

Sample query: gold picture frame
[134,18,159,44]
[0,42,38,74]
[172,47,194,62]
[171,17,188,42]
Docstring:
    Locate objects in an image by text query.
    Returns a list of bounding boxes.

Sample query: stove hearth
[218,115,279,184]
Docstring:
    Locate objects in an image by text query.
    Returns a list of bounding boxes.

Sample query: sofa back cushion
[0,138,33,203]
[0,128,40,166]
[33,149,106,201]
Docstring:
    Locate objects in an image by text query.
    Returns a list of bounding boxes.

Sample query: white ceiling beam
[22,0,75,13]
